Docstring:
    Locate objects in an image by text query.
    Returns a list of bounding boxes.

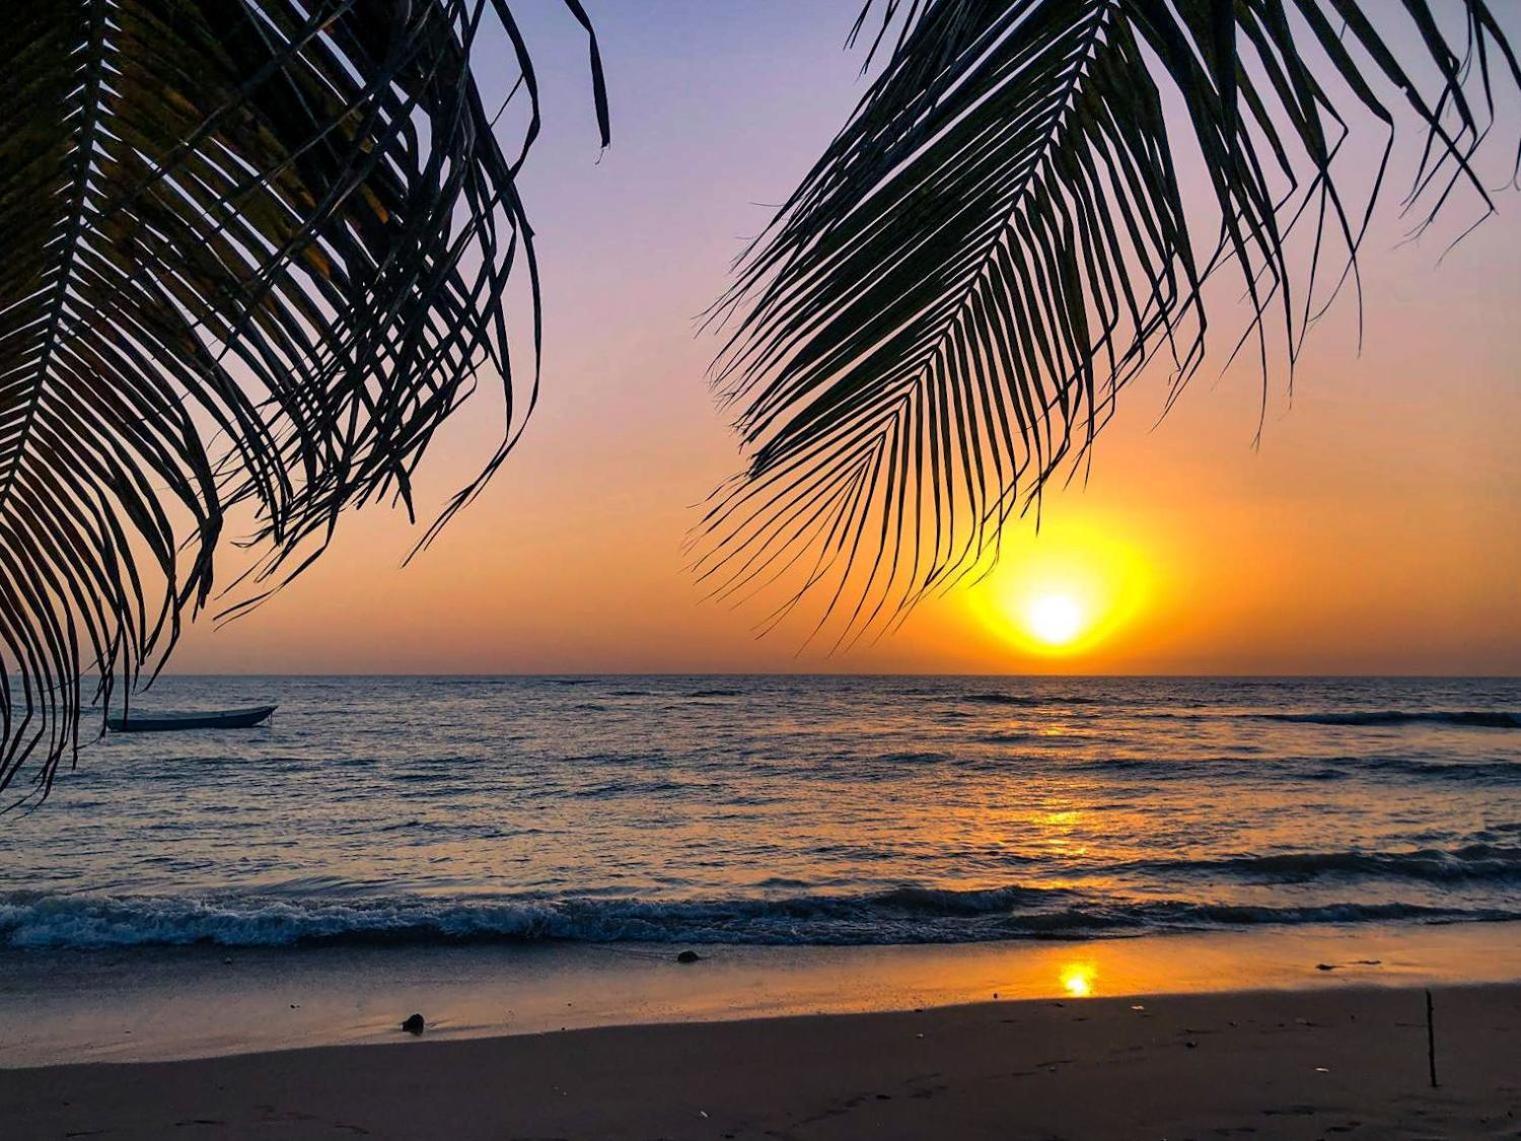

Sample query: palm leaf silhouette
[0,0,606,800]
[698,0,1518,648]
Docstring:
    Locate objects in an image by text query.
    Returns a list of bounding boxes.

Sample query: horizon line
[136,670,1521,680]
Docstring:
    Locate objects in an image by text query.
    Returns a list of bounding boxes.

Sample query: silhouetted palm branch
[0,0,606,800]
[697,0,1518,648]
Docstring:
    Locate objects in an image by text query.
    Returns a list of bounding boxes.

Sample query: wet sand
[4,984,1517,1139]
[7,920,1521,1067]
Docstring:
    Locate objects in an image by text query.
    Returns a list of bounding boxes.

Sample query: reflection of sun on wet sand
[1060,959,1097,998]
[5,984,1517,1139]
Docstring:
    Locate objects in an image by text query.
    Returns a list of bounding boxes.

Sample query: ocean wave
[566,778,686,799]
[1072,755,1521,786]
[953,692,1100,708]
[1133,845,1521,883]
[876,751,954,765]
[1076,757,1254,778]
[1261,710,1520,729]
[2,887,1515,950]
[1354,757,1521,784]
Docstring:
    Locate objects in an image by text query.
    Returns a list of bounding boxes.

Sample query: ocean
[3,675,1517,952]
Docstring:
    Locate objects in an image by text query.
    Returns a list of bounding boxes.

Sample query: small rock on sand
[401,1013,426,1035]
[676,950,702,964]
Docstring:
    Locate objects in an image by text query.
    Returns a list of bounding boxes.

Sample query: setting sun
[967,515,1153,661]
[1024,593,1086,646]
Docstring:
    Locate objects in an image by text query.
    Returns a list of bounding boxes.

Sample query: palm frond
[0,0,606,800]
[697,0,1519,648]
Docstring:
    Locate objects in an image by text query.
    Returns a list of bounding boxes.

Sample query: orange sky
[172,2,1521,677]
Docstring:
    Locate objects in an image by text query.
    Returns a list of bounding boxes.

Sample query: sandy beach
[4,983,1517,1139]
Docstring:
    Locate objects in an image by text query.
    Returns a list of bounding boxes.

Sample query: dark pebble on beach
[1316,963,1337,971]
[676,950,701,964]
[401,1013,426,1034]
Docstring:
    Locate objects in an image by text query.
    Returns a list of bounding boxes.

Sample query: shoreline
[5,983,1518,1139]
[4,919,1519,1067]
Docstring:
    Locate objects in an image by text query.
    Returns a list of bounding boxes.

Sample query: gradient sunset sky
[173,1,1520,677]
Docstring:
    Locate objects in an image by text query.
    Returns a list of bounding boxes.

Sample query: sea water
[1,675,1517,950]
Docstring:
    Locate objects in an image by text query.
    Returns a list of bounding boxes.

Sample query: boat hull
[106,705,277,732]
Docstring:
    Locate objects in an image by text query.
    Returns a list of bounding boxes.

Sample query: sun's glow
[1024,593,1086,645]
[1060,961,1097,998]
[967,516,1152,660]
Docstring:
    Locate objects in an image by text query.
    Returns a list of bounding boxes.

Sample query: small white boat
[106,705,277,733]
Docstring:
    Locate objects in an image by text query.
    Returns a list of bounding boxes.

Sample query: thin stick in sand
[1426,988,1438,1089]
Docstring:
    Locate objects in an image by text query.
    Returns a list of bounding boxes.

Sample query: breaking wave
[3,887,1515,950]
